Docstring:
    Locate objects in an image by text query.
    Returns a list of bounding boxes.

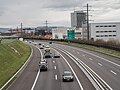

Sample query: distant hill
[0,28,10,33]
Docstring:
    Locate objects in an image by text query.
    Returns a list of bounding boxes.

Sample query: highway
[6,41,120,90]
[50,43,120,90]
[7,45,40,90]
[33,46,95,90]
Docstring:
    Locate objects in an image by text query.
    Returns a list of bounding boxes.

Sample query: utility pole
[45,20,48,32]
[86,4,89,40]
[10,28,12,36]
[83,4,92,40]
[21,23,23,37]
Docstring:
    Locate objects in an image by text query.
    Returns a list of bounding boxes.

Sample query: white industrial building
[90,22,120,41]
[52,27,69,39]
[52,27,83,39]
[70,10,120,41]
[52,22,120,41]
[72,27,83,39]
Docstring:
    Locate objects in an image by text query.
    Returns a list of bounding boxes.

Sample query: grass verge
[0,39,30,89]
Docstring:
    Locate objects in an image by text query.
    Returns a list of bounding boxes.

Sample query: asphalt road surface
[7,45,40,90]
[34,48,95,90]
[6,41,120,90]
[49,42,120,90]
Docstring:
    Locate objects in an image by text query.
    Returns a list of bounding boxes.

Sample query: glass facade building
[71,11,86,28]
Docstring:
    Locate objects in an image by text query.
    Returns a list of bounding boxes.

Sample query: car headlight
[71,76,73,79]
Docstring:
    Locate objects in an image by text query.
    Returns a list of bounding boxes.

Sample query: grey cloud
[41,0,85,10]
[0,0,120,27]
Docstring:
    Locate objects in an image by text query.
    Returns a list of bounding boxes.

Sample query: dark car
[62,71,74,82]
[39,43,41,45]
[44,52,51,58]
[29,41,32,43]
[49,42,52,44]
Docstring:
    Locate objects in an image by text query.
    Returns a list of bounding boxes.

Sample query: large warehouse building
[52,27,83,39]
[52,27,68,39]
[90,22,120,41]
[70,10,120,41]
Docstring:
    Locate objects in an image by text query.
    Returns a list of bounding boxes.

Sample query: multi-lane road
[6,41,120,90]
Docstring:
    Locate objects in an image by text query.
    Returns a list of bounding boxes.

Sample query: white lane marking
[55,75,58,80]
[89,58,93,60]
[110,70,117,75]
[71,47,120,67]
[54,66,56,70]
[57,48,113,90]
[77,52,79,54]
[53,60,55,63]
[59,53,84,90]
[31,69,40,90]
[31,46,43,90]
[98,63,103,66]
[59,49,101,90]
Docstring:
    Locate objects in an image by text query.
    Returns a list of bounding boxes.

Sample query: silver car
[39,61,48,71]
[54,52,60,58]
[40,45,44,49]
[62,71,74,82]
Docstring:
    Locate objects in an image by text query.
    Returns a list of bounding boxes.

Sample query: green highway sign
[67,29,75,40]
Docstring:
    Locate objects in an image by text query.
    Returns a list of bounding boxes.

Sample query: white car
[45,45,50,48]
[62,71,74,82]
[44,45,51,52]
[42,44,45,47]
[40,45,44,49]
[33,42,37,45]
[39,61,48,71]
[24,40,27,42]
[54,52,60,58]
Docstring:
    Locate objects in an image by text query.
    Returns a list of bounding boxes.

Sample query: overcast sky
[0,0,120,28]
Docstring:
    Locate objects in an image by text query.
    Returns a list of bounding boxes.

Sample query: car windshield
[64,72,72,76]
